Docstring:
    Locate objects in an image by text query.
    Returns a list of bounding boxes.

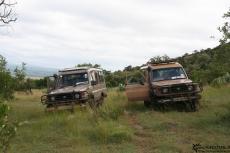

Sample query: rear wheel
[88,98,97,109]
[98,96,104,106]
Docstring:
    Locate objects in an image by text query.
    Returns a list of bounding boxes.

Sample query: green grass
[8,90,134,153]
[130,86,230,153]
[7,86,230,153]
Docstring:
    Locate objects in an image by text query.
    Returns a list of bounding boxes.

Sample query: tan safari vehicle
[41,67,107,110]
[125,61,202,111]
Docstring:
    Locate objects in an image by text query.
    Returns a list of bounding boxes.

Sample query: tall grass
[8,89,134,153]
[7,86,230,153]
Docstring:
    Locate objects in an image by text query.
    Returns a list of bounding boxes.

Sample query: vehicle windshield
[57,73,89,87]
[152,67,186,81]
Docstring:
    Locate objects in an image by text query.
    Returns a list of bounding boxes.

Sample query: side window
[90,71,96,82]
[98,71,105,83]
[89,71,104,84]
[95,71,100,84]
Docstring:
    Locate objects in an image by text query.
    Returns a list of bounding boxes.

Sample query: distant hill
[176,42,230,84]
[7,64,58,77]
[104,43,230,87]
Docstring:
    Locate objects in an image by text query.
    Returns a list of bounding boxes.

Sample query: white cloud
[0,0,229,71]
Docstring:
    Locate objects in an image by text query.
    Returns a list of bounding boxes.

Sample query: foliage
[104,42,230,87]
[0,55,17,153]
[219,8,230,44]
[13,63,33,93]
[7,87,230,153]
[76,63,101,68]
[13,63,26,91]
[177,43,230,84]
[211,73,230,87]
[149,54,170,63]
[30,78,47,89]
[9,90,134,153]
[0,102,17,153]
[0,55,14,100]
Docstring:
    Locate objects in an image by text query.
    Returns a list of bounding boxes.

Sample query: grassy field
[8,86,230,153]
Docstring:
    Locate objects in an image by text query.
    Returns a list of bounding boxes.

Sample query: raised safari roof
[58,67,102,75]
[141,61,183,70]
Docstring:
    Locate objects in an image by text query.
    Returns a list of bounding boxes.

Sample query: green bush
[0,55,14,100]
[0,102,17,153]
[0,55,17,153]
[211,73,230,87]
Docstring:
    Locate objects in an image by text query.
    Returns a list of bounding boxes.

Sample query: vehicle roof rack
[147,59,177,65]
[59,67,102,72]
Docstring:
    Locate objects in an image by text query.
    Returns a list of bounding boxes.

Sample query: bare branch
[0,0,17,25]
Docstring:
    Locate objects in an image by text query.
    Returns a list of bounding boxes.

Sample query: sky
[0,0,230,71]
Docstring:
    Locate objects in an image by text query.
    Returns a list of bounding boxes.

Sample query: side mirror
[53,74,57,78]
[91,80,97,86]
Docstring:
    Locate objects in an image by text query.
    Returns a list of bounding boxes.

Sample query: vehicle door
[89,71,101,100]
[125,71,150,101]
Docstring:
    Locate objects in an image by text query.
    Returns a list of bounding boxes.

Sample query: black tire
[46,104,53,108]
[98,96,104,106]
[185,100,199,112]
[191,100,199,112]
[144,101,151,107]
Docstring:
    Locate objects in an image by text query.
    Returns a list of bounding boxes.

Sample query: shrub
[0,55,14,100]
[211,72,230,87]
[0,102,17,153]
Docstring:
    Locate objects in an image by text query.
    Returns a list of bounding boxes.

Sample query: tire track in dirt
[125,112,155,153]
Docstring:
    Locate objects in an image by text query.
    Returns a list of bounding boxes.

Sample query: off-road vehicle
[125,61,202,111]
[41,67,107,110]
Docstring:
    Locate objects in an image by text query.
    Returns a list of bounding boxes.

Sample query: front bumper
[41,94,88,106]
[156,95,201,103]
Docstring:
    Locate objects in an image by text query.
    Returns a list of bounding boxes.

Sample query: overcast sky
[0,0,230,71]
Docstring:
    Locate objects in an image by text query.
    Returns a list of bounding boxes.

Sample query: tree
[0,55,17,153]
[0,55,14,99]
[0,1,17,152]
[14,62,28,91]
[0,0,17,25]
[0,103,17,153]
[219,8,230,44]
[76,63,101,68]
[149,55,171,63]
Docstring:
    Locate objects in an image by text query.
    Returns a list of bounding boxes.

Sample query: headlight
[188,85,193,91]
[75,93,80,99]
[80,91,88,99]
[162,88,169,94]
[51,96,55,101]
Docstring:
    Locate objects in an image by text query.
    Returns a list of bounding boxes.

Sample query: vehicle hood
[152,79,192,87]
[49,85,88,95]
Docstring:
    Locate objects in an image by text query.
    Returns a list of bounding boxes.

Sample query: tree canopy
[219,8,230,44]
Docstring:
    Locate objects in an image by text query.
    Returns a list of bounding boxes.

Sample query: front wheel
[144,101,151,107]
[191,100,199,112]
[185,100,199,112]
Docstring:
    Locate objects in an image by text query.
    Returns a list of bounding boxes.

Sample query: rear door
[125,72,150,101]
[89,70,102,101]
